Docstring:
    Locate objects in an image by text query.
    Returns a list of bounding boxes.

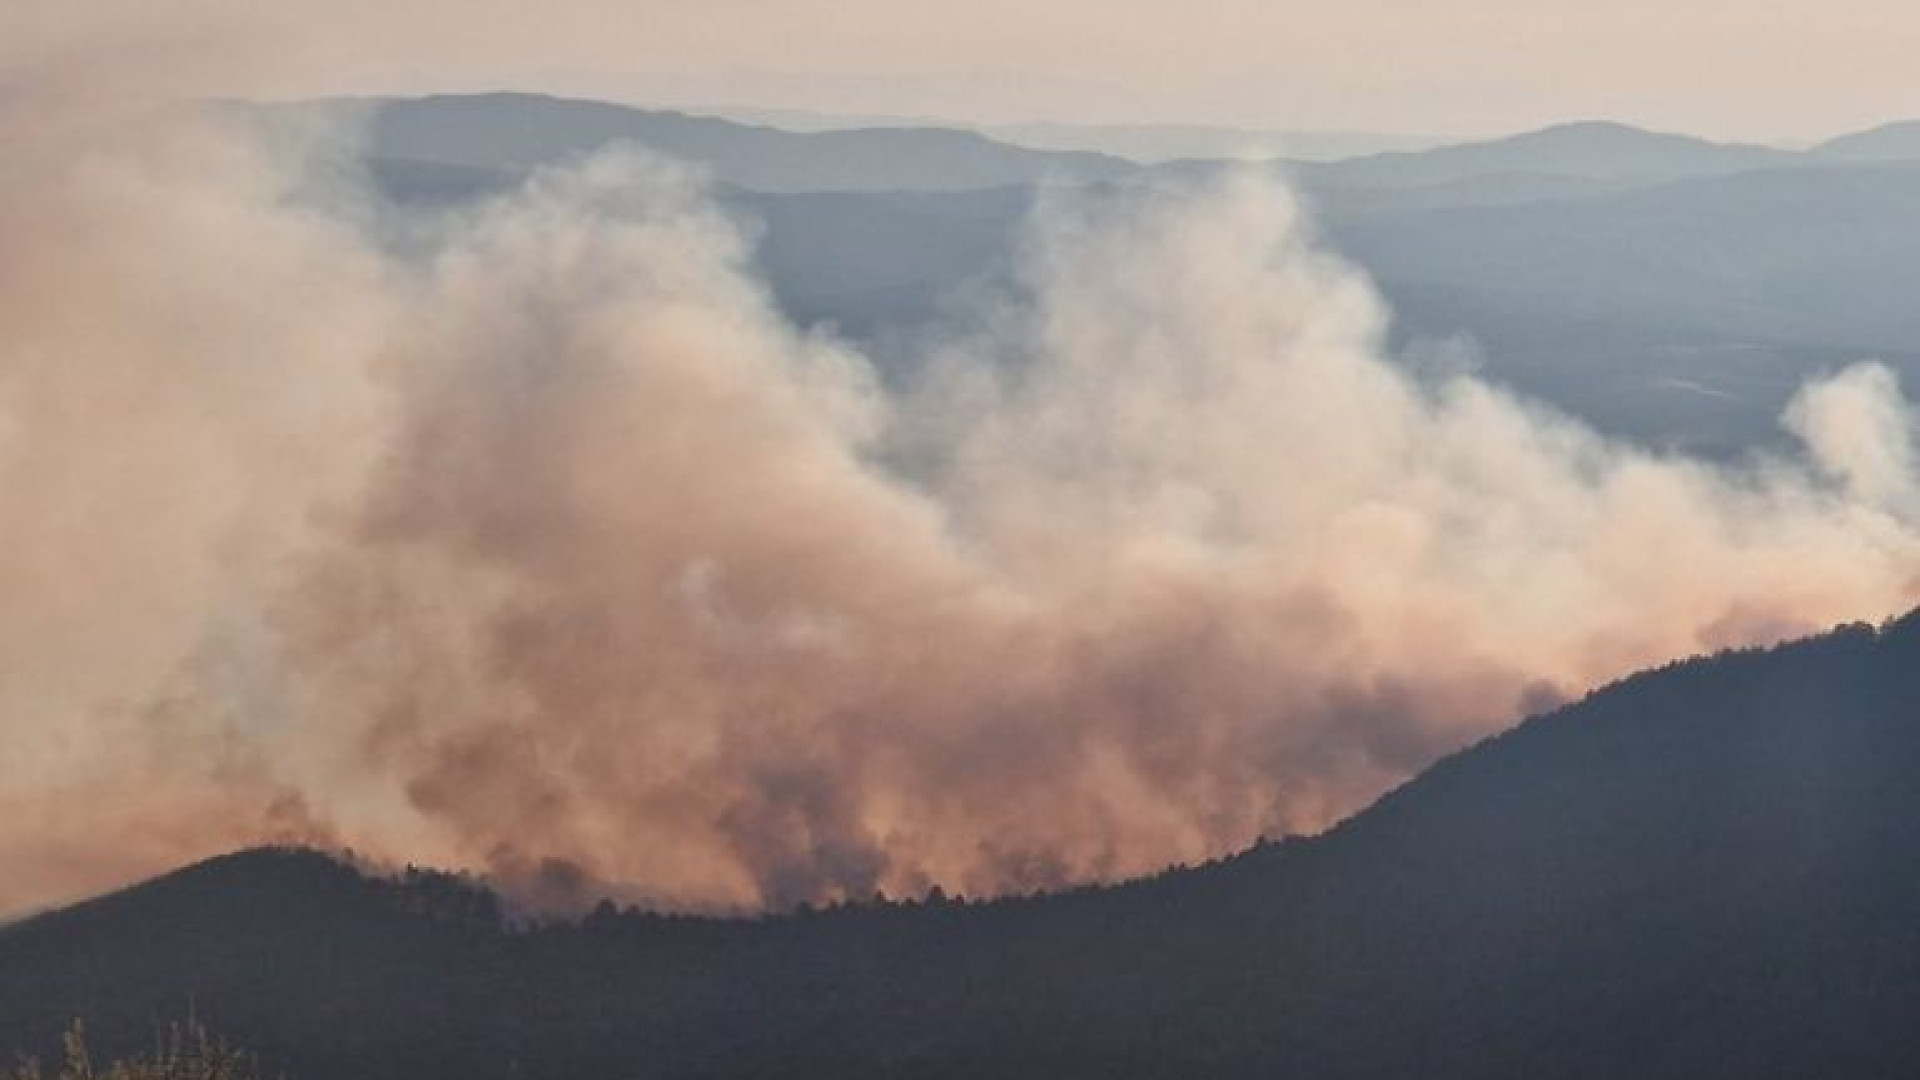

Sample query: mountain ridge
[7,608,1920,1077]
[290,95,1920,201]
[1294,120,1802,189]
[1814,120,1920,162]
[337,92,1137,193]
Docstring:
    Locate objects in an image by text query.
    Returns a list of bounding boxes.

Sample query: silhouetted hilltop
[1814,120,1920,163]
[1298,120,1799,188]
[7,611,1920,1078]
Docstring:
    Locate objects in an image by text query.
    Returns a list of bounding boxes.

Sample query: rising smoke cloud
[3,23,1919,916]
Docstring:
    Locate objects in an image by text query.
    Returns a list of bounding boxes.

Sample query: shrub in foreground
[6,1021,268,1080]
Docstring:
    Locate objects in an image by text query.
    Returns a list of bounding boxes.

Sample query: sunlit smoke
[3,77,1918,915]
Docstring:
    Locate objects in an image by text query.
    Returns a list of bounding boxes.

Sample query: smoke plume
[3,27,1918,914]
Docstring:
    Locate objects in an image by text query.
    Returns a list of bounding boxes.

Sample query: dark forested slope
[7,612,1920,1079]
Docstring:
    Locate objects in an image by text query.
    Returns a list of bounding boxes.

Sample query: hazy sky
[6,0,1919,141]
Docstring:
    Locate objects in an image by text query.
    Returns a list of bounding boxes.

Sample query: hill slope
[7,612,1920,1078]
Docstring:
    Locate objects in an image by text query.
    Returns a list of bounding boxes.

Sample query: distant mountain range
[325,95,1920,196]
[8,611,1920,1078]
[347,93,1135,193]
[310,93,1920,457]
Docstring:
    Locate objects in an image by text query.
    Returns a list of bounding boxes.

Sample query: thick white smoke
[2,94,1917,914]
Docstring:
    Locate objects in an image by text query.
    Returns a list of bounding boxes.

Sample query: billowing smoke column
[3,87,1919,915]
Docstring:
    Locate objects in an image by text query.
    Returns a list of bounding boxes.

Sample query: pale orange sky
[5,2,1920,146]
[11,0,1920,141]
